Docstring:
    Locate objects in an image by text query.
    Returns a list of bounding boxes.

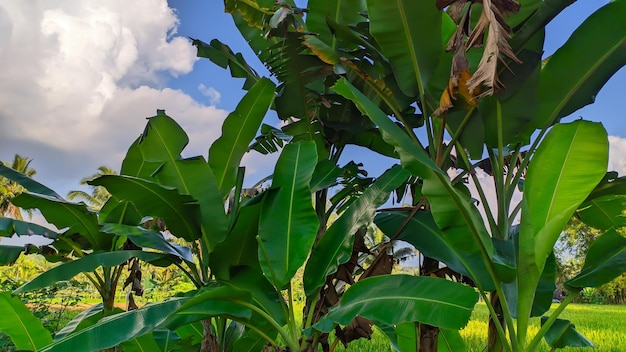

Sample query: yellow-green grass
[330,303,625,351]
[461,303,626,352]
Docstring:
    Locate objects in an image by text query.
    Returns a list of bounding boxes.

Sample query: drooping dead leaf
[466,0,521,96]
[435,0,521,114]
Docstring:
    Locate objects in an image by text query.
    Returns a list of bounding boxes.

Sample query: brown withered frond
[435,0,521,115]
[466,0,522,96]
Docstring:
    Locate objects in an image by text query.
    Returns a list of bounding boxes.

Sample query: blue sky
[0,0,624,202]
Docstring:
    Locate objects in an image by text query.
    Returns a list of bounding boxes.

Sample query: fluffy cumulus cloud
[198,84,221,105]
[0,0,231,195]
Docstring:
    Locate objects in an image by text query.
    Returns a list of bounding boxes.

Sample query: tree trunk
[201,318,219,352]
[487,291,505,352]
[418,324,439,352]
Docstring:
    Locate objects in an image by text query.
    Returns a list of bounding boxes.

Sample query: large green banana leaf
[306,0,366,49]
[313,275,478,332]
[11,193,108,249]
[98,198,142,225]
[192,38,260,89]
[541,317,595,349]
[90,175,201,242]
[375,210,494,290]
[258,141,319,289]
[520,121,608,273]
[0,292,52,351]
[54,303,104,341]
[101,224,194,263]
[40,298,190,352]
[121,333,161,352]
[577,195,626,231]
[438,328,466,352]
[135,110,186,163]
[120,137,161,179]
[303,165,409,296]
[565,229,626,289]
[210,199,263,280]
[577,173,626,230]
[0,164,61,199]
[0,217,58,239]
[153,329,188,352]
[209,78,275,198]
[310,160,342,194]
[228,267,287,327]
[164,284,253,330]
[134,112,228,249]
[13,250,175,294]
[533,1,626,130]
[366,0,442,97]
[0,245,25,265]
[517,120,608,333]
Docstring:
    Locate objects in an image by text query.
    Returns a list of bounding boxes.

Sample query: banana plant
[3,91,478,352]
[1,0,624,351]
[211,0,626,351]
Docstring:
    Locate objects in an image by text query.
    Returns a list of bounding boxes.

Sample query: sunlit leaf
[40,298,189,352]
[259,141,319,289]
[0,292,52,351]
[209,78,276,197]
[313,275,478,332]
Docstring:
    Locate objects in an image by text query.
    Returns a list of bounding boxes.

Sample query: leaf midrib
[341,294,474,313]
[396,0,423,96]
[541,125,581,228]
[284,144,302,276]
[545,35,623,125]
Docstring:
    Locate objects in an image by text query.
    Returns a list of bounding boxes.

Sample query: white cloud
[609,135,626,176]
[0,0,233,196]
[198,84,221,105]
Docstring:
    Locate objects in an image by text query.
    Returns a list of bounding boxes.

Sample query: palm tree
[67,166,116,210]
[0,154,36,220]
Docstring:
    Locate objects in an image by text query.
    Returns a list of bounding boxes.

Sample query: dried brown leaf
[466,0,522,96]
[334,316,374,346]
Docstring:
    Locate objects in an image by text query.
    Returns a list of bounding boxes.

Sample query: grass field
[331,303,626,351]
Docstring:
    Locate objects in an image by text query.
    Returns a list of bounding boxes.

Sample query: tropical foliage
[0,0,625,351]
[0,155,36,220]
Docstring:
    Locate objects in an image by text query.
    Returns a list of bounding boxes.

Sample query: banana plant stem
[481,290,513,352]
